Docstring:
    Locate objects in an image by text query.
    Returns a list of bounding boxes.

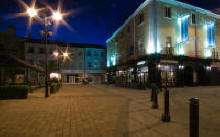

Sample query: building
[0,26,44,85]
[25,40,106,84]
[107,0,220,87]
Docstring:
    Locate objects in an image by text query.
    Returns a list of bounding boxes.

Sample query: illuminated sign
[137,61,146,66]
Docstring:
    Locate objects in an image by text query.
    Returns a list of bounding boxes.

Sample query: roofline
[25,38,106,49]
[106,0,220,44]
[106,0,153,44]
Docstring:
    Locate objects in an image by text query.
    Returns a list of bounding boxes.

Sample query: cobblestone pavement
[0,85,219,137]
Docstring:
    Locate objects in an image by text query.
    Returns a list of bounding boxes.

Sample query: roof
[0,53,44,72]
[25,38,106,49]
[106,0,220,44]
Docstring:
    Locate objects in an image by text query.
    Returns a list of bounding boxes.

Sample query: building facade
[107,0,220,87]
[25,41,106,84]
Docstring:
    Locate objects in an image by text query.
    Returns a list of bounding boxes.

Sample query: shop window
[165,7,171,18]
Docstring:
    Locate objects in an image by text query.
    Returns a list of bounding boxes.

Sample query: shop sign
[160,60,179,64]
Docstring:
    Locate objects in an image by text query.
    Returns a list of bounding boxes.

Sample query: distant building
[107,0,220,87]
[24,40,106,84]
[0,26,43,85]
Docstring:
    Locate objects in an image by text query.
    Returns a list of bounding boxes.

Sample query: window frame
[165,6,171,18]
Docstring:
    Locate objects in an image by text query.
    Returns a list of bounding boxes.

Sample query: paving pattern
[0,85,219,137]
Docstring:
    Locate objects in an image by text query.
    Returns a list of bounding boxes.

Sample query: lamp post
[26,7,63,98]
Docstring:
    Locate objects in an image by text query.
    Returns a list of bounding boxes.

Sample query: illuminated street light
[52,12,63,21]
[27,8,37,17]
[63,52,69,57]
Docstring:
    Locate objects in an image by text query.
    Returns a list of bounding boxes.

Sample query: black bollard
[162,88,170,122]
[190,98,199,137]
[151,87,156,102]
[152,88,158,109]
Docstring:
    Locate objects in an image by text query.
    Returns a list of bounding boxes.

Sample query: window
[49,49,53,55]
[101,52,105,56]
[127,26,130,33]
[207,23,215,47]
[192,14,196,24]
[165,7,171,18]
[29,59,34,64]
[94,61,98,68]
[179,16,189,42]
[94,51,98,56]
[28,47,34,54]
[166,37,172,47]
[88,62,92,68]
[87,51,91,56]
[39,48,44,54]
[138,13,144,24]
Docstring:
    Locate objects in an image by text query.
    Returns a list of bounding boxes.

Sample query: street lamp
[26,7,63,98]
[27,8,37,17]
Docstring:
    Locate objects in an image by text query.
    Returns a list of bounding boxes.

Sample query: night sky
[0,0,219,47]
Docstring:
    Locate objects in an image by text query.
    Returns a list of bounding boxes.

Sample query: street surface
[0,85,219,137]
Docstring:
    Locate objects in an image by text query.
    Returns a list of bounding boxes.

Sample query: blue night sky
[0,0,219,47]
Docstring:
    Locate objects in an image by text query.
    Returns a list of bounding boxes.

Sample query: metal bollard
[151,87,156,102]
[162,88,170,122]
[152,88,158,109]
[190,98,199,137]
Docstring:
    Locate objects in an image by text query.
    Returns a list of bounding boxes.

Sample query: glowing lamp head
[53,51,59,57]
[27,8,37,18]
[63,52,68,57]
[52,12,63,21]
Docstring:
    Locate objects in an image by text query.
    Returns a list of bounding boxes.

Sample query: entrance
[198,66,206,85]
[184,66,193,86]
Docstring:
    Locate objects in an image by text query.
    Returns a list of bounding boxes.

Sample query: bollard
[152,88,158,109]
[162,88,170,122]
[151,87,156,102]
[190,98,199,137]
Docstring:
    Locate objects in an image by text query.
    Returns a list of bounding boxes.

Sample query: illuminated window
[165,7,171,18]
[179,15,189,42]
[207,23,215,47]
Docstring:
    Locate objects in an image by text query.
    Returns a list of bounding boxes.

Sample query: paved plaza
[0,85,219,137]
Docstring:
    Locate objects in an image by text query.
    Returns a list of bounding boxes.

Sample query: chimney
[7,25,15,36]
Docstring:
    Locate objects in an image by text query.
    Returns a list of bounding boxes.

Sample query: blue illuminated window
[180,16,189,42]
[207,24,215,47]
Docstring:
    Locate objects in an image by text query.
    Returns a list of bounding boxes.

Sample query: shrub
[50,82,61,94]
[0,85,28,100]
